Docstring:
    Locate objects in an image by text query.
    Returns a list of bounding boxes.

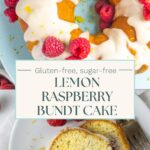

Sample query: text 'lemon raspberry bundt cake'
[3,0,148,73]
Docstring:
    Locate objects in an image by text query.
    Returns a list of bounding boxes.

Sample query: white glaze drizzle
[16,0,150,70]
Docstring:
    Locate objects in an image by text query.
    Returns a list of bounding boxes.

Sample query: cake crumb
[147,76,150,81]
[39,147,45,150]
[32,138,37,142]
[24,6,33,14]
[31,120,37,124]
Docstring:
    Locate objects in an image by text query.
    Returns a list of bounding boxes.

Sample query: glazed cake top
[16,0,150,70]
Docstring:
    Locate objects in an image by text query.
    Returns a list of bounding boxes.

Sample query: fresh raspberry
[145,3,150,11]
[0,78,8,86]
[95,0,107,14]
[4,7,18,23]
[100,4,115,23]
[0,84,15,89]
[66,56,81,60]
[4,0,19,7]
[47,120,67,127]
[139,0,150,4]
[68,38,90,59]
[99,20,111,31]
[143,4,150,20]
[0,75,15,89]
[42,36,65,58]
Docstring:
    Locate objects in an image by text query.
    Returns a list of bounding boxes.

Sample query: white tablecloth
[0,66,150,150]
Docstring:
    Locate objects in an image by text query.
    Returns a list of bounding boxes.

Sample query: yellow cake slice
[50,128,112,150]
[81,120,130,150]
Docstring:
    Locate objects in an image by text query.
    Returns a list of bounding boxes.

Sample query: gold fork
[118,120,150,150]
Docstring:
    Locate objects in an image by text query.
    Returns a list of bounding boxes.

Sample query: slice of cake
[81,120,130,150]
[50,128,112,150]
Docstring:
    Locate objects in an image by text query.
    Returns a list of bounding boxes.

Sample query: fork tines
[123,120,150,150]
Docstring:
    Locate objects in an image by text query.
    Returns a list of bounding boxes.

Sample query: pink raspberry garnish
[68,38,90,59]
[4,0,19,7]
[47,120,67,127]
[95,0,107,14]
[4,7,18,23]
[143,4,150,20]
[100,4,115,23]
[42,36,65,58]
[99,20,111,31]
[0,78,8,86]
[0,84,15,89]
[66,56,81,60]
[139,0,150,4]
[0,75,15,89]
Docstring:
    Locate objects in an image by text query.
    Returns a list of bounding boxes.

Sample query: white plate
[135,95,150,139]
[0,91,15,150]
[9,120,83,150]
[9,95,150,150]
[0,63,11,82]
